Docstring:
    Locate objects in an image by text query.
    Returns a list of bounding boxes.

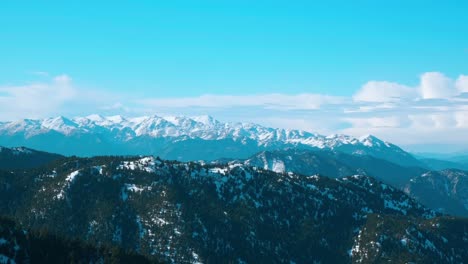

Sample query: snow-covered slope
[0,115,391,146]
[0,115,421,166]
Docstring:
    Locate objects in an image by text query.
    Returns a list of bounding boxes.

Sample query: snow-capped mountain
[0,115,422,166]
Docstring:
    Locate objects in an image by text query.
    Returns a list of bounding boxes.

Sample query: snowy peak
[4,119,41,130]
[191,115,219,127]
[325,134,359,147]
[0,114,394,149]
[107,115,126,123]
[0,114,420,166]
[85,114,105,122]
[41,116,79,135]
[163,116,197,127]
[132,115,173,137]
[358,134,390,147]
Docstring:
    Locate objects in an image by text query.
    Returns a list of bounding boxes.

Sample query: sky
[1,1,467,151]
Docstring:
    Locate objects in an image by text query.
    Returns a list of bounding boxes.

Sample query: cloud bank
[0,74,76,119]
[1,71,468,150]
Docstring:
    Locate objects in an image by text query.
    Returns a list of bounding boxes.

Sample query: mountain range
[1,115,468,262]
[234,149,425,188]
[216,149,468,217]
[0,115,423,167]
[1,153,467,263]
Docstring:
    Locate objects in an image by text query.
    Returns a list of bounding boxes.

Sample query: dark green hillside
[0,216,153,263]
[1,154,465,263]
[351,214,468,263]
[0,146,63,170]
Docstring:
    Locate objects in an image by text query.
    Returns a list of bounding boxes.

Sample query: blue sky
[1,1,466,96]
[1,1,468,150]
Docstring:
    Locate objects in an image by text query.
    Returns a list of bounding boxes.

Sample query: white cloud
[455,75,468,93]
[53,74,72,85]
[454,111,468,128]
[0,74,76,120]
[0,74,137,120]
[139,93,346,110]
[419,72,457,99]
[353,81,417,102]
[408,113,457,129]
[344,116,406,129]
[2,71,468,149]
[353,72,464,103]
[30,71,50,77]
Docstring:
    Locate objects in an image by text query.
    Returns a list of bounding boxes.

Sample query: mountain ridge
[230,149,426,188]
[1,154,455,263]
[219,148,468,217]
[0,146,64,170]
[0,115,424,167]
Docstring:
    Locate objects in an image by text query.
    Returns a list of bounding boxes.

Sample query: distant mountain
[2,154,462,263]
[223,149,468,217]
[0,216,152,263]
[235,149,425,188]
[0,146,63,170]
[0,115,424,168]
[448,154,468,165]
[404,170,468,217]
[419,158,468,171]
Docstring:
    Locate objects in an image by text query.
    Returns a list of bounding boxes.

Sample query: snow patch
[55,170,81,200]
[118,157,158,173]
[65,170,80,183]
[210,167,228,175]
[401,238,408,246]
[271,159,285,173]
[93,165,105,175]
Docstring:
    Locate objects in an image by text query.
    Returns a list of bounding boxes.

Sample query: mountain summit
[0,115,422,166]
